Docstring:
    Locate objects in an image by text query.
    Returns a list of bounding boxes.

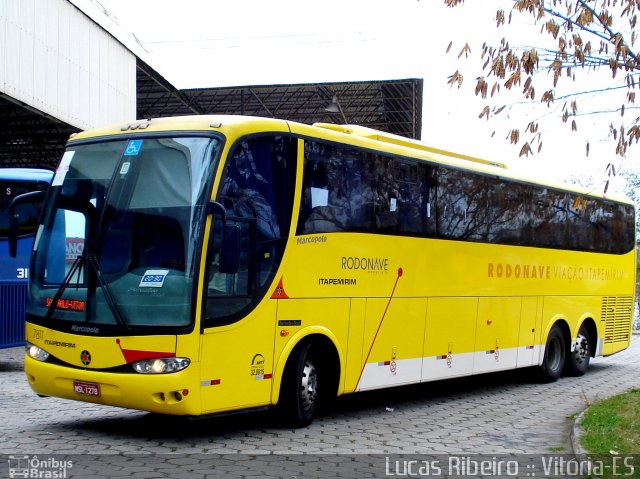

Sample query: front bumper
[25,355,202,416]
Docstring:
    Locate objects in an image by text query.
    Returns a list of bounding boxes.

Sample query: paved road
[1,338,639,478]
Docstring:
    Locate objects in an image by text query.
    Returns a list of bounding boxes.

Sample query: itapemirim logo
[7,455,72,478]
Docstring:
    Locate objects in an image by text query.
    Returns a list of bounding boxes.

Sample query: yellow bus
[17,115,635,427]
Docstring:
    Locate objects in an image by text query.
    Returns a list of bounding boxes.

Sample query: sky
[88,0,637,192]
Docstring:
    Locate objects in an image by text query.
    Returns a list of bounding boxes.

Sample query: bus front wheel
[278,343,319,427]
[564,324,591,377]
[539,325,565,382]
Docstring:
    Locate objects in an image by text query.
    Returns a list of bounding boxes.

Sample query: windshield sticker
[52,151,75,186]
[120,162,131,175]
[139,269,170,288]
[124,140,143,156]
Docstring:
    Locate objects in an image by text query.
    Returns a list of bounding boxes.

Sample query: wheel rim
[300,359,318,412]
[548,336,563,372]
[573,332,590,365]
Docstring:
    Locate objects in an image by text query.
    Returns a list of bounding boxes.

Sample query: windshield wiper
[86,253,128,329]
[43,253,128,329]
[44,256,85,322]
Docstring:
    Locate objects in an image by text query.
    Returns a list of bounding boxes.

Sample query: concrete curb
[570,409,589,460]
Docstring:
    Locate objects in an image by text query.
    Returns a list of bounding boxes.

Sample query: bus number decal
[16,268,28,279]
[139,270,170,288]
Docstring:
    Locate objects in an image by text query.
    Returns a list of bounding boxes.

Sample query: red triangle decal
[271,277,289,299]
[116,338,175,363]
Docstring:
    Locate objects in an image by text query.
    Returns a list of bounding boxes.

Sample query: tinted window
[296,140,634,254]
[298,142,374,234]
[205,135,298,325]
[388,159,435,236]
[436,167,488,241]
[298,141,435,237]
[486,179,531,245]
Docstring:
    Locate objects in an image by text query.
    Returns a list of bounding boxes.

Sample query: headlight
[26,343,50,362]
[132,357,190,374]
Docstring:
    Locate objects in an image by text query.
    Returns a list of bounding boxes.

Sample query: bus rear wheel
[278,343,319,427]
[564,324,591,377]
[539,325,565,383]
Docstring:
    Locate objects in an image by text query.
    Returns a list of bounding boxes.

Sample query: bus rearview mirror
[8,191,45,258]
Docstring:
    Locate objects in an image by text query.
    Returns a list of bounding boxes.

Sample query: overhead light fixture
[325,95,340,113]
[324,94,347,123]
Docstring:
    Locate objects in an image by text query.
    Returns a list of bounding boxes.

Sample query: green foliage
[580,389,640,478]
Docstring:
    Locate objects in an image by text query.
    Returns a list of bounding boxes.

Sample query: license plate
[73,381,100,397]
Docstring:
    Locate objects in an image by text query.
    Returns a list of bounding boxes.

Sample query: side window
[612,203,636,253]
[298,142,374,234]
[372,156,399,232]
[205,135,297,326]
[486,179,532,245]
[566,194,593,251]
[529,188,569,249]
[575,198,634,254]
[436,167,488,241]
[296,143,634,253]
[297,142,436,237]
[390,159,435,237]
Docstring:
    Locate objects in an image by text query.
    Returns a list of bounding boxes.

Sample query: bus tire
[539,325,565,383]
[278,343,319,427]
[564,324,591,377]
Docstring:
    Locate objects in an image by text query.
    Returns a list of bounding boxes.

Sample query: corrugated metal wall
[0,0,136,129]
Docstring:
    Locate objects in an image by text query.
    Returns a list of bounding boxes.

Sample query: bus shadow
[69,407,277,440]
[0,350,24,372]
[65,366,553,440]
[330,367,540,417]
[60,362,622,443]
[0,360,23,372]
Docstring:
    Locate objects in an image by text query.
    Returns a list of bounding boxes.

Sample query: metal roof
[1,60,423,169]
[136,60,423,140]
[0,93,80,170]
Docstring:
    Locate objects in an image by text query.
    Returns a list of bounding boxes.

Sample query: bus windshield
[28,136,221,333]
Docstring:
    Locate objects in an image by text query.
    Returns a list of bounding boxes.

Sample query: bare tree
[444,0,640,178]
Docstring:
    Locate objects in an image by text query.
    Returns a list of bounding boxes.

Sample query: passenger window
[298,141,436,237]
[298,142,374,234]
[486,179,530,245]
[390,160,434,236]
[436,167,488,241]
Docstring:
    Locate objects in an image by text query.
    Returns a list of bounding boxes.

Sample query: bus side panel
[344,298,366,393]
[273,298,350,394]
[516,296,542,368]
[199,301,277,414]
[540,296,602,354]
[474,297,521,373]
[422,297,478,381]
[357,298,426,391]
